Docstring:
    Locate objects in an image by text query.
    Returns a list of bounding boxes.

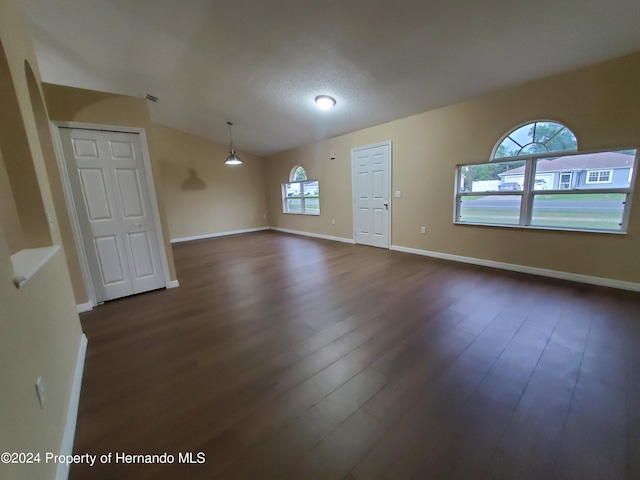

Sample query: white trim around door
[51,121,174,307]
[351,141,392,248]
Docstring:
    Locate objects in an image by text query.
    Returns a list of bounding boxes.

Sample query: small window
[529,152,633,231]
[586,170,612,184]
[493,121,577,159]
[457,160,525,225]
[283,165,320,215]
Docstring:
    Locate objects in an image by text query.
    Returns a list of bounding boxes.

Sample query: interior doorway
[351,141,392,248]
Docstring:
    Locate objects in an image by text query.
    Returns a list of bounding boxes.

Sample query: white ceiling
[14,0,640,156]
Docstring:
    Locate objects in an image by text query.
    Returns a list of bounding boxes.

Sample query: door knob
[383,202,388,209]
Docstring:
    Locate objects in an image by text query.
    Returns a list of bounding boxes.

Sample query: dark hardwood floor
[71,231,640,479]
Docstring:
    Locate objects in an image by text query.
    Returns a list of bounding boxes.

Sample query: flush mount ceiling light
[315,95,336,110]
[224,121,243,165]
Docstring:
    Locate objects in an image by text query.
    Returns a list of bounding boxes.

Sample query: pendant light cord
[227,121,234,151]
[223,121,243,164]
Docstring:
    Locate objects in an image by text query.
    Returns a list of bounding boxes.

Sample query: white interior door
[352,142,391,248]
[59,127,165,302]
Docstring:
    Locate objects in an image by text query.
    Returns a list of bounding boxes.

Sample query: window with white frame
[586,170,612,184]
[283,166,320,215]
[455,121,637,232]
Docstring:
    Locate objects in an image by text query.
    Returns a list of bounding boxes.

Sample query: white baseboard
[166,280,180,289]
[171,227,269,244]
[56,334,88,480]
[269,227,355,244]
[76,302,92,313]
[390,245,640,292]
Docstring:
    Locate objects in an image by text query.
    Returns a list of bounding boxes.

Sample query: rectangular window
[455,149,637,233]
[283,180,320,215]
[586,170,612,184]
[459,195,522,225]
[531,193,626,230]
[559,172,572,189]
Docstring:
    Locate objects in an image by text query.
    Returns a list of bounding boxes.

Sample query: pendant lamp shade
[224,122,243,165]
[224,150,243,165]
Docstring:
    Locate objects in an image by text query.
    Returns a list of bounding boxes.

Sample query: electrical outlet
[35,377,45,409]
[332,219,336,225]
[421,226,426,234]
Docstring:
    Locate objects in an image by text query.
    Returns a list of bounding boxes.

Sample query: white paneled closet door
[60,127,165,302]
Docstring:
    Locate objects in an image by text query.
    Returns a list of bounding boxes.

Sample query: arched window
[283,165,320,215]
[455,121,637,233]
[291,165,307,181]
[493,121,577,159]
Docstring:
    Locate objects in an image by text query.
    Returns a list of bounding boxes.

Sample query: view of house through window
[283,165,320,215]
[456,121,637,232]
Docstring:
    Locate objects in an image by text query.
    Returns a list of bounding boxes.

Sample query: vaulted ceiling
[15,0,640,156]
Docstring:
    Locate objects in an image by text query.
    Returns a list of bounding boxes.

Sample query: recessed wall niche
[0,42,51,253]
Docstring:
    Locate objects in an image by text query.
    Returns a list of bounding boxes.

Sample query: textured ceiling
[14,0,640,156]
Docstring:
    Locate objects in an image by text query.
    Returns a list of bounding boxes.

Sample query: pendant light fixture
[224,121,243,165]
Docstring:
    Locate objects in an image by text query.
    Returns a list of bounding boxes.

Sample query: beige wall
[0,0,84,478]
[265,53,640,284]
[42,84,269,285]
[0,42,50,252]
[151,124,268,240]
[43,83,179,294]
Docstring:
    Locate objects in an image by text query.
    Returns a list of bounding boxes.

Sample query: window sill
[453,221,626,235]
[283,212,320,216]
[11,246,60,288]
